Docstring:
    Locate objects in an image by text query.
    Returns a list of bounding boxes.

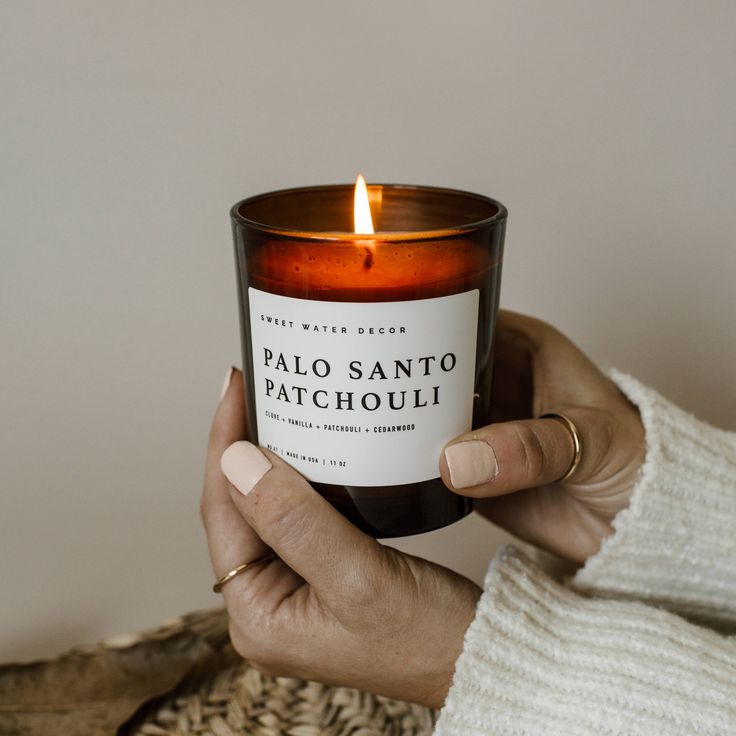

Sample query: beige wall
[2,1,735,662]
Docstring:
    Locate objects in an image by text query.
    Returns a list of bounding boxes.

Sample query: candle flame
[353,174,375,234]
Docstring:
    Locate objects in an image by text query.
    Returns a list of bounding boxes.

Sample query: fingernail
[219,366,235,400]
[220,441,272,496]
[444,440,498,488]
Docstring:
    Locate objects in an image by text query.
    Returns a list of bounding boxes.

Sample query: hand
[440,311,646,564]
[201,369,480,708]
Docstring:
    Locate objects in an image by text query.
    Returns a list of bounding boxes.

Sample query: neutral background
[2,1,735,663]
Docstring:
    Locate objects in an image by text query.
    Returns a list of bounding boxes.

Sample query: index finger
[201,369,271,594]
[220,441,383,604]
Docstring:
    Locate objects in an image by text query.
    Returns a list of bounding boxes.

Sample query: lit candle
[231,179,506,537]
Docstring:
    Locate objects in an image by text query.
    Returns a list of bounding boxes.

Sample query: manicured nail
[444,440,498,488]
[219,366,235,400]
[220,441,272,496]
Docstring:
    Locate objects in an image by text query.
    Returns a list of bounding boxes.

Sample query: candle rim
[231,183,507,242]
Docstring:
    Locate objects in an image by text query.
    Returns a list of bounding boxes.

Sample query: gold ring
[213,553,277,594]
[540,413,582,482]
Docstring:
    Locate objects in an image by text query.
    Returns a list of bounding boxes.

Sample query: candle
[231,180,506,537]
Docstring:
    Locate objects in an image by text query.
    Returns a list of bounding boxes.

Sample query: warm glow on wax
[353,174,375,234]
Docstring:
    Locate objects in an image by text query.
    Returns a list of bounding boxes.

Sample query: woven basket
[129,660,437,736]
[0,608,436,736]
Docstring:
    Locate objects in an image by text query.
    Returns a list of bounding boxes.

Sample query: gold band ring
[213,553,277,594]
[540,413,582,482]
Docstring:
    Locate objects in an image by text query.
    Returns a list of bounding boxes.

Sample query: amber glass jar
[231,184,506,537]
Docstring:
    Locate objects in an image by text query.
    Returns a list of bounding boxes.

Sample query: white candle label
[248,287,479,486]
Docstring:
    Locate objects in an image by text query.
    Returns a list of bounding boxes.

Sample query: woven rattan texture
[131,661,437,736]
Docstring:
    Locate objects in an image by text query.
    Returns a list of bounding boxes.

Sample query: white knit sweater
[435,371,736,735]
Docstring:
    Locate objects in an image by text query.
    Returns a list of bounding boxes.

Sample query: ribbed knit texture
[574,370,736,625]
[435,547,736,736]
[436,374,736,735]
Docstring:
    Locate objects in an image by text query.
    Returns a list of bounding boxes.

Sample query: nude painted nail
[444,440,498,489]
[219,366,235,400]
[220,441,272,496]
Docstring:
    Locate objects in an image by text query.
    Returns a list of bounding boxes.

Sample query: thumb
[440,414,582,497]
[220,441,382,598]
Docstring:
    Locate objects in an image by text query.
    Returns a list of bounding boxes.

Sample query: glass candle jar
[231,184,506,537]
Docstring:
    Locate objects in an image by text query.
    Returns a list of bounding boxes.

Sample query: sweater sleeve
[434,547,736,736]
[572,370,736,626]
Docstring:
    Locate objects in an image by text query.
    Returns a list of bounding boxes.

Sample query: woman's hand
[441,310,646,564]
[201,369,480,708]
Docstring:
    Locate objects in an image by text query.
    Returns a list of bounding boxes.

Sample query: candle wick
[362,249,374,271]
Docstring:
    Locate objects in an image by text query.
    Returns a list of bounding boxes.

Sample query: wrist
[419,580,481,709]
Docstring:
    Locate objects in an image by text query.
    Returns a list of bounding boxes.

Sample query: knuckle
[249,660,277,678]
[514,424,546,482]
[348,564,383,609]
[198,494,211,525]
[587,408,618,476]
[600,411,615,448]
[228,620,253,659]
[511,312,566,347]
[227,607,274,661]
[252,473,312,538]
[199,495,230,531]
[341,549,398,623]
